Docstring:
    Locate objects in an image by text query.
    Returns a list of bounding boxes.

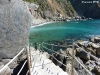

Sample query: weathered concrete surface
[0,0,32,59]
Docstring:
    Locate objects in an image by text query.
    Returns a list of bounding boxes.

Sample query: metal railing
[0,42,94,75]
[41,42,76,75]
[0,46,32,75]
[41,42,93,75]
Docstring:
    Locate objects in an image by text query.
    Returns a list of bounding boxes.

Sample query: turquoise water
[29,20,100,45]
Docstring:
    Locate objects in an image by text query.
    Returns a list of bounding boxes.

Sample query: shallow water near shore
[29,20,100,45]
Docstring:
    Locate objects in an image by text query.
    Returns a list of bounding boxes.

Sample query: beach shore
[31,21,53,28]
[30,18,54,28]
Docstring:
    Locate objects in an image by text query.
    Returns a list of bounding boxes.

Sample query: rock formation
[25,0,100,20]
[0,0,32,59]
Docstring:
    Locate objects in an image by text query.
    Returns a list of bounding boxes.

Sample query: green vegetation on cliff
[25,0,100,19]
[24,0,76,17]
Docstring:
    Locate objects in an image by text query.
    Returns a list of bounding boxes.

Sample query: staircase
[30,47,68,75]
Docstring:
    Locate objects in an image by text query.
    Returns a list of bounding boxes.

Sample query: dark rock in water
[0,0,32,59]
[94,66,100,75]
[79,49,90,61]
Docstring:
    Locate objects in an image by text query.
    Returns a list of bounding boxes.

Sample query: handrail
[42,45,69,58]
[42,42,93,75]
[74,57,92,75]
[26,70,29,75]
[0,48,25,73]
[75,44,100,61]
[17,60,27,75]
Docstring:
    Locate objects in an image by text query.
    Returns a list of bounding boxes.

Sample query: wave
[85,35,100,38]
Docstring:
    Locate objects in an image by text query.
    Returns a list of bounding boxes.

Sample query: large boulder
[79,49,90,60]
[0,0,32,59]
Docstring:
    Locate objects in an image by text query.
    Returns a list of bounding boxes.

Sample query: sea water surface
[29,20,100,45]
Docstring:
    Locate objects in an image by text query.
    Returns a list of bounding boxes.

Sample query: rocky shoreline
[0,36,100,75]
[46,36,100,75]
[26,2,93,28]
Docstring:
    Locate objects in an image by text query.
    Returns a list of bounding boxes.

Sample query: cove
[29,20,100,45]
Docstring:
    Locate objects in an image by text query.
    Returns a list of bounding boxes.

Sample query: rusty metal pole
[71,43,74,75]
[26,46,31,75]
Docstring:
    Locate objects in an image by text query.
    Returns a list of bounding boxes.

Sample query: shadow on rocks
[12,59,28,75]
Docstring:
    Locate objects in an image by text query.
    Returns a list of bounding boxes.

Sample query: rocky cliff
[25,0,100,19]
[0,0,32,59]
[70,0,100,19]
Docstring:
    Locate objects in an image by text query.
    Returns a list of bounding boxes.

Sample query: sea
[29,20,100,46]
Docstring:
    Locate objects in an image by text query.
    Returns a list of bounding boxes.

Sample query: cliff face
[0,0,32,59]
[70,0,100,19]
[25,0,100,19]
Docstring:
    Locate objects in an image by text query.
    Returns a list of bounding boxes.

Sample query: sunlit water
[29,20,100,45]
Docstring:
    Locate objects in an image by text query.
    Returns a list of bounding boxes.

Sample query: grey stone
[91,43,100,49]
[0,62,11,75]
[85,60,96,71]
[79,50,90,60]
[0,0,32,59]
[90,37,95,42]
[85,47,96,56]
[2,59,18,69]
[76,48,81,56]
[67,48,76,56]
[94,36,100,43]
[94,66,100,75]
[2,59,11,65]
